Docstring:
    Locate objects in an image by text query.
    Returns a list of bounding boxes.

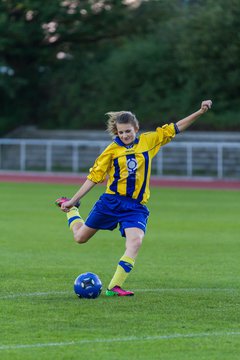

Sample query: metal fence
[0,138,239,179]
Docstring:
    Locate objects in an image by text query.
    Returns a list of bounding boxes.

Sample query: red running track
[0,171,240,190]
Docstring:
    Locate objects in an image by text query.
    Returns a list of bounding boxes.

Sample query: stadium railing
[0,139,239,179]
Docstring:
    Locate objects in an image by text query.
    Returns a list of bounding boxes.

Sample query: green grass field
[1,181,240,360]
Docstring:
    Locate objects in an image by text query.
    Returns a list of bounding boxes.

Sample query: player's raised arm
[176,100,212,133]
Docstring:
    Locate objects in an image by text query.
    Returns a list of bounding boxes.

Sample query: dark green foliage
[0,0,239,134]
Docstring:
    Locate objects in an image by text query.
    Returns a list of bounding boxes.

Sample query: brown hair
[106,111,139,137]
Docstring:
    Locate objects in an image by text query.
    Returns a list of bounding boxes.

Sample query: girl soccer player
[55,100,212,296]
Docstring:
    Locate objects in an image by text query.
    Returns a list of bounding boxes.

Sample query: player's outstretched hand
[200,100,212,113]
[61,200,74,212]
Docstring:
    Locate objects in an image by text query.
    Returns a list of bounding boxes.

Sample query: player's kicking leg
[55,196,97,243]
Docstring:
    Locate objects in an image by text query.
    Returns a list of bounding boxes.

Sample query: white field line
[1,331,240,351]
[0,288,239,300]
[135,288,239,293]
[0,291,70,300]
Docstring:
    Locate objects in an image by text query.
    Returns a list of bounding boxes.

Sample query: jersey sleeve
[87,145,113,183]
[156,123,178,146]
[142,123,178,158]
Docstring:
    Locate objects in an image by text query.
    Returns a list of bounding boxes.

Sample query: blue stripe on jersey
[126,154,136,197]
[109,158,120,194]
[137,151,149,203]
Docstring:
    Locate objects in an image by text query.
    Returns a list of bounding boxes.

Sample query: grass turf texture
[0,182,240,359]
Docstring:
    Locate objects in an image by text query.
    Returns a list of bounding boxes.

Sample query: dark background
[0,0,239,134]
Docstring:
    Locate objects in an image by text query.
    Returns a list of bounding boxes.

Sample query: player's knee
[131,235,143,250]
[73,233,89,244]
[136,236,143,249]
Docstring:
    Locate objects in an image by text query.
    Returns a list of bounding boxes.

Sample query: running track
[0,171,240,190]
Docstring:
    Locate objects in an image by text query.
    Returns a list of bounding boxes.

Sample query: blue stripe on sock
[68,216,81,227]
[119,261,133,273]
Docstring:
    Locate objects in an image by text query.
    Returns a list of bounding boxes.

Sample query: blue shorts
[85,193,150,237]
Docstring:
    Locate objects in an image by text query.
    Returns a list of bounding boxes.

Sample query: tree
[0,0,239,133]
[176,0,240,129]
[1,0,167,133]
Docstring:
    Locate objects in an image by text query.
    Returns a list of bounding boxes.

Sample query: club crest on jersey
[127,158,138,174]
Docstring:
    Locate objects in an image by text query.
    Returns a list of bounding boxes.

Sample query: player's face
[116,123,138,145]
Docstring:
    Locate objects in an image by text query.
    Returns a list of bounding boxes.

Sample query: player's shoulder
[139,130,160,140]
[140,124,171,135]
[102,141,118,152]
[140,131,156,138]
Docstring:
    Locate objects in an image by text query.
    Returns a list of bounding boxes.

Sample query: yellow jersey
[87,123,178,204]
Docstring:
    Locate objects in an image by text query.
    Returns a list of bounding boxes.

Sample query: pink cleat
[55,197,80,208]
[105,286,134,297]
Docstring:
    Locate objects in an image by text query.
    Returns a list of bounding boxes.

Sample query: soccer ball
[74,272,102,299]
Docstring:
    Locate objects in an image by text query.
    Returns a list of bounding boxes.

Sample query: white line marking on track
[1,331,240,350]
[0,288,239,300]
